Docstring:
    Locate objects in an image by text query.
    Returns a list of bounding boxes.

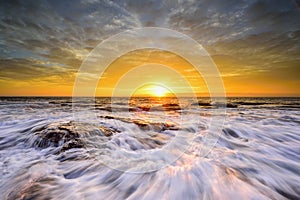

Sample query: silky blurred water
[0,97,299,200]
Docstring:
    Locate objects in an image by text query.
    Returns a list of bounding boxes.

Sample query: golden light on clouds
[96,49,209,97]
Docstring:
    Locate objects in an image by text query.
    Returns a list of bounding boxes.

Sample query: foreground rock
[30,121,119,152]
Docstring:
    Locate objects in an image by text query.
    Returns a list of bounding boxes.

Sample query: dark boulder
[30,121,119,152]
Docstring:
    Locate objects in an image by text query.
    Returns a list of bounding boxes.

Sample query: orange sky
[96,49,208,97]
[1,48,299,97]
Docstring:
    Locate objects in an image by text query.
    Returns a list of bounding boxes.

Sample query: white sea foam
[0,97,299,199]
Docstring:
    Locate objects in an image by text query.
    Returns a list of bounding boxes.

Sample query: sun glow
[137,85,170,97]
[149,85,168,97]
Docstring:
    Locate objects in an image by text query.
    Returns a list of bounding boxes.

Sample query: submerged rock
[98,126,120,136]
[192,101,238,108]
[135,103,181,112]
[191,102,211,107]
[100,115,180,132]
[136,133,169,149]
[32,121,82,150]
[30,121,119,152]
[223,128,240,138]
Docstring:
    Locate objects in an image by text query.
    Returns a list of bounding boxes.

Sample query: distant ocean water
[0,97,299,199]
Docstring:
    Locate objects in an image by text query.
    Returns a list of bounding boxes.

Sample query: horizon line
[0,95,300,98]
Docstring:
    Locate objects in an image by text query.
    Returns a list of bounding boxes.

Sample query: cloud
[0,0,299,95]
[0,58,75,81]
[0,0,140,82]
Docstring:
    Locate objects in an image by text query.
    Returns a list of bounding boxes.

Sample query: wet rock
[98,126,120,136]
[100,116,180,132]
[31,121,119,152]
[6,176,57,200]
[212,102,238,108]
[237,102,265,106]
[103,116,115,120]
[96,106,112,112]
[223,128,240,138]
[136,133,169,149]
[60,138,85,152]
[192,101,238,108]
[126,103,182,112]
[32,121,83,150]
[226,103,238,108]
[137,105,151,111]
[191,102,211,106]
[162,103,181,111]
[128,107,138,112]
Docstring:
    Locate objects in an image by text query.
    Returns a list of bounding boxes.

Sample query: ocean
[0,97,299,199]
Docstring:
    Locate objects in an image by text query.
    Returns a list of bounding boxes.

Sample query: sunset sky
[0,0,300,97]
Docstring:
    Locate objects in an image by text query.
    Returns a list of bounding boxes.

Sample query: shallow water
[0,97,299,199]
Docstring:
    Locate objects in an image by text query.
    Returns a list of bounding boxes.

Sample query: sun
[131,84,171,97]
[145,85,169,97]
[151,86,168,97]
